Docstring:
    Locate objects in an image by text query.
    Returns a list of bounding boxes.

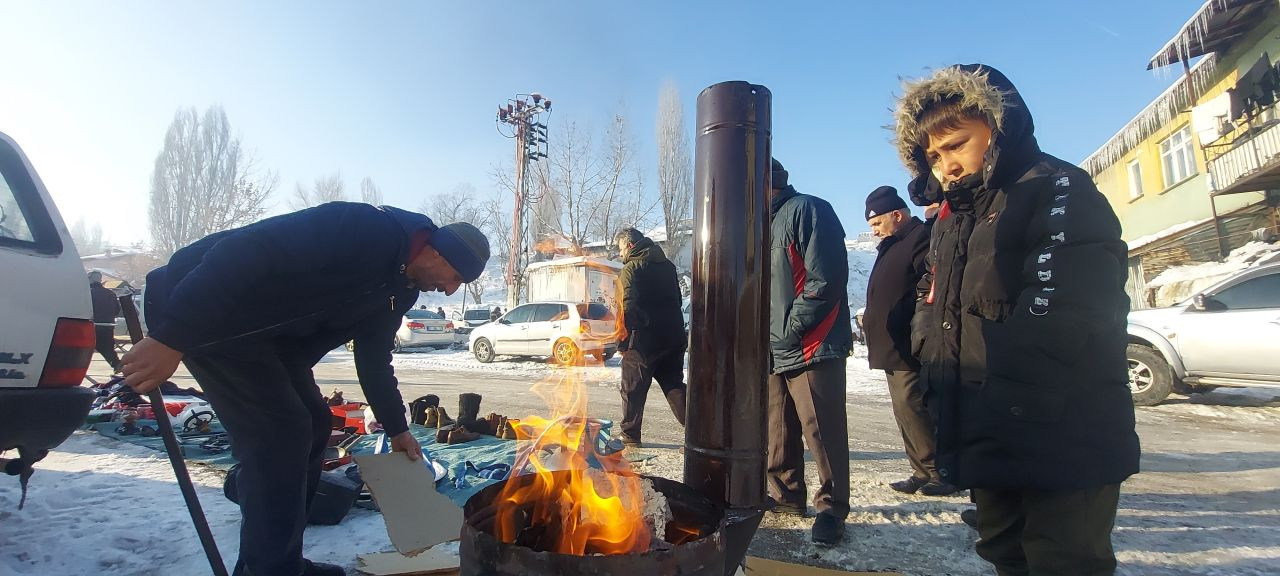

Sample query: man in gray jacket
[767,159,854,546]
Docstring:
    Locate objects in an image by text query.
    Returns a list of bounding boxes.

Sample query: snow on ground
[328,344,889,396]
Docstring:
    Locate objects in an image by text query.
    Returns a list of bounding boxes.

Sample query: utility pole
[495,93,551,310]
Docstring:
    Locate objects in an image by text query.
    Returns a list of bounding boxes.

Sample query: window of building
[1127,159,1144,200]
[1159,125,1197,188]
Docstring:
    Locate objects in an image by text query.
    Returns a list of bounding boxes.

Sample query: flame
[493,358,652,555]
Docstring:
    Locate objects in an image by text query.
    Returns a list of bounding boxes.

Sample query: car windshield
[576,302,615,321]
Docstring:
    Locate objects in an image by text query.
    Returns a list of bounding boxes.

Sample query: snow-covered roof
[525,256,623,271]
[1148,0,1273,70]
[1081,54,1218,176]
[1127,218,1214,251]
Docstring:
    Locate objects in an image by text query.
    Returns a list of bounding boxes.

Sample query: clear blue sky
[0,0,1203,245]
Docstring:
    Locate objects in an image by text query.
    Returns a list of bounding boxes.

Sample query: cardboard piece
[353,453,463,556]
[355,544,460,576]
[739,556,904,576]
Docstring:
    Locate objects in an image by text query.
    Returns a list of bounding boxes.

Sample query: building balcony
[1207,116,1280,195]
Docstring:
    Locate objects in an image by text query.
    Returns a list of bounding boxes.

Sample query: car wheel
[345,340,355,352]
[554,339,580,366]
[1127,343,1173,406]
[392,337,403,354]
[474,338,495,363]
[593,350,615,363]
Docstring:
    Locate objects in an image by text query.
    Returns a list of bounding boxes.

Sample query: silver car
[394,309,456,351]
[1127,262,1280,405]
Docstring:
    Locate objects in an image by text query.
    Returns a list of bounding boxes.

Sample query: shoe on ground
[810,512,844,546]
[767,497,809,518]
[919,480,962,497]
[960,508,978,529]
[889,475,930,494]
[620,435,641,448]
[302,558,345,575]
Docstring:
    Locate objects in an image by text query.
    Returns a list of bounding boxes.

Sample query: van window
[0,139,59,253]
[464,309,492,321]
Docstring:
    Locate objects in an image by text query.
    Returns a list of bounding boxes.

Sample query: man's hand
[389,430,423,461]
[120,337,183,394]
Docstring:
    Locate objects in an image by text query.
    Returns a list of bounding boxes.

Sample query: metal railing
[1205,112,1280,194]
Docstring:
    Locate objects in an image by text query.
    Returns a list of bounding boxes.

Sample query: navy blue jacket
[144,202,433,436]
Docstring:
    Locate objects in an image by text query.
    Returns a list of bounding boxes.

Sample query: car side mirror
[1193,294,1227,312]
[499,318,510,325]
[1193,294,1206,311]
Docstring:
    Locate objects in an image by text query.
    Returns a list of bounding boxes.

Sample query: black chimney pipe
[684,81,771,575]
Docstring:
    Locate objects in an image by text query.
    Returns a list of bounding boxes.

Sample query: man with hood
[767,159,853,545]
[614,227,686,448]
[893,65,1139,574]
[120,201,490,576]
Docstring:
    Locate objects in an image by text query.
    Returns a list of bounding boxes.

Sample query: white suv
[469,301,619,365]
[0,131,97,480]
[1127,261,1280,405]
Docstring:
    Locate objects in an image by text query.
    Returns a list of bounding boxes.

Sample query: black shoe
[960,508,978,529]
[767,497,808,518]
[810,512,844,546]
[302,559,345,576]
[889,476,930,494]
[919,480,962,497]
[620,435,641,448]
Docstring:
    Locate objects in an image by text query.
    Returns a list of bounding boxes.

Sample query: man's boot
[434,406,454,428]
[423,406,439,428]
[458,393,485,433]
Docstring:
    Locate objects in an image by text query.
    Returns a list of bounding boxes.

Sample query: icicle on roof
[1081,54,1218,177]
[1148,0,1230,71]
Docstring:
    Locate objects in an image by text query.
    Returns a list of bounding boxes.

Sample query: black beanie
[771,158,789,190]
[865,186,908,220]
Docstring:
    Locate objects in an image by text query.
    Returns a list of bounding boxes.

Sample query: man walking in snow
[615,227,687,448]
[88,270,122,372]
[766,159,853,546]
[893,64,1139,574]
[862,186,956,497]
[121,202,489,576]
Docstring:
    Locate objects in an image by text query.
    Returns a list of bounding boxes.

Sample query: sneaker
[919,480,962,497]
[302,558,345,575]
[960,508,978,529]
[767,497,808,517]
[810,512,844,546]
[889,476,930,494]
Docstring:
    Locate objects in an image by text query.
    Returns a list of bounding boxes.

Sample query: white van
[0,131,97,482]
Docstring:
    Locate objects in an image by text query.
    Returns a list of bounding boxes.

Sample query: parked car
[1126,261,1280,405]
[0,130,97,484]
[395,309,456,351]
[452,306,496,338]
[469,301,618,365]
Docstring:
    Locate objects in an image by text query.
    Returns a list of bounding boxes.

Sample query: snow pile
[1127,218,1211,251]
[1146,242,1280,306]
[847,245,877,312]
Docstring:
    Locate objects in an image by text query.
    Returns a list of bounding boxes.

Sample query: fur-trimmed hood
[893,64,1040,206]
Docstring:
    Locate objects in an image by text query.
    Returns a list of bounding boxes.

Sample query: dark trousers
[884,369,936,480]
[183,345,332,576]
[94,325,121,369]
[619,346,686,442]
[973,484,1122,576]
[767,358,850,519]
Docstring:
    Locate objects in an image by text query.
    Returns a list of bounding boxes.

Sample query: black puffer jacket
[894,65,1139,490]
[769,186,853,374]
[620,238,685,354]
[90,281,121,324]
[864,217,929,372]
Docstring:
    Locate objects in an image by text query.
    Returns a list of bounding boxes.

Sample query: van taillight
[38,318,94,388]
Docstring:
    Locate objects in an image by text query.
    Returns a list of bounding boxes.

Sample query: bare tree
[422,183,488,226]
[466,276,485,304]
[483,170,514,268]
[290,173,346,210]
[70,218,106,256]
[149,106,277,258]
[360,176,382,205]
[657,81,693,259]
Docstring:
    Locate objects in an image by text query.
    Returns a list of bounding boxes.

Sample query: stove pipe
[683,81,771,574]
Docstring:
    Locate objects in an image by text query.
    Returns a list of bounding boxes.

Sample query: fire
[493,362,652,555]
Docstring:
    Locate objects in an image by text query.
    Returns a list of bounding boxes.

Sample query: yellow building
[1082,0,1280,307]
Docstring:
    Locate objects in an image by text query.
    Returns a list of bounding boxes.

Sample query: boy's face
[925,117,993,186]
